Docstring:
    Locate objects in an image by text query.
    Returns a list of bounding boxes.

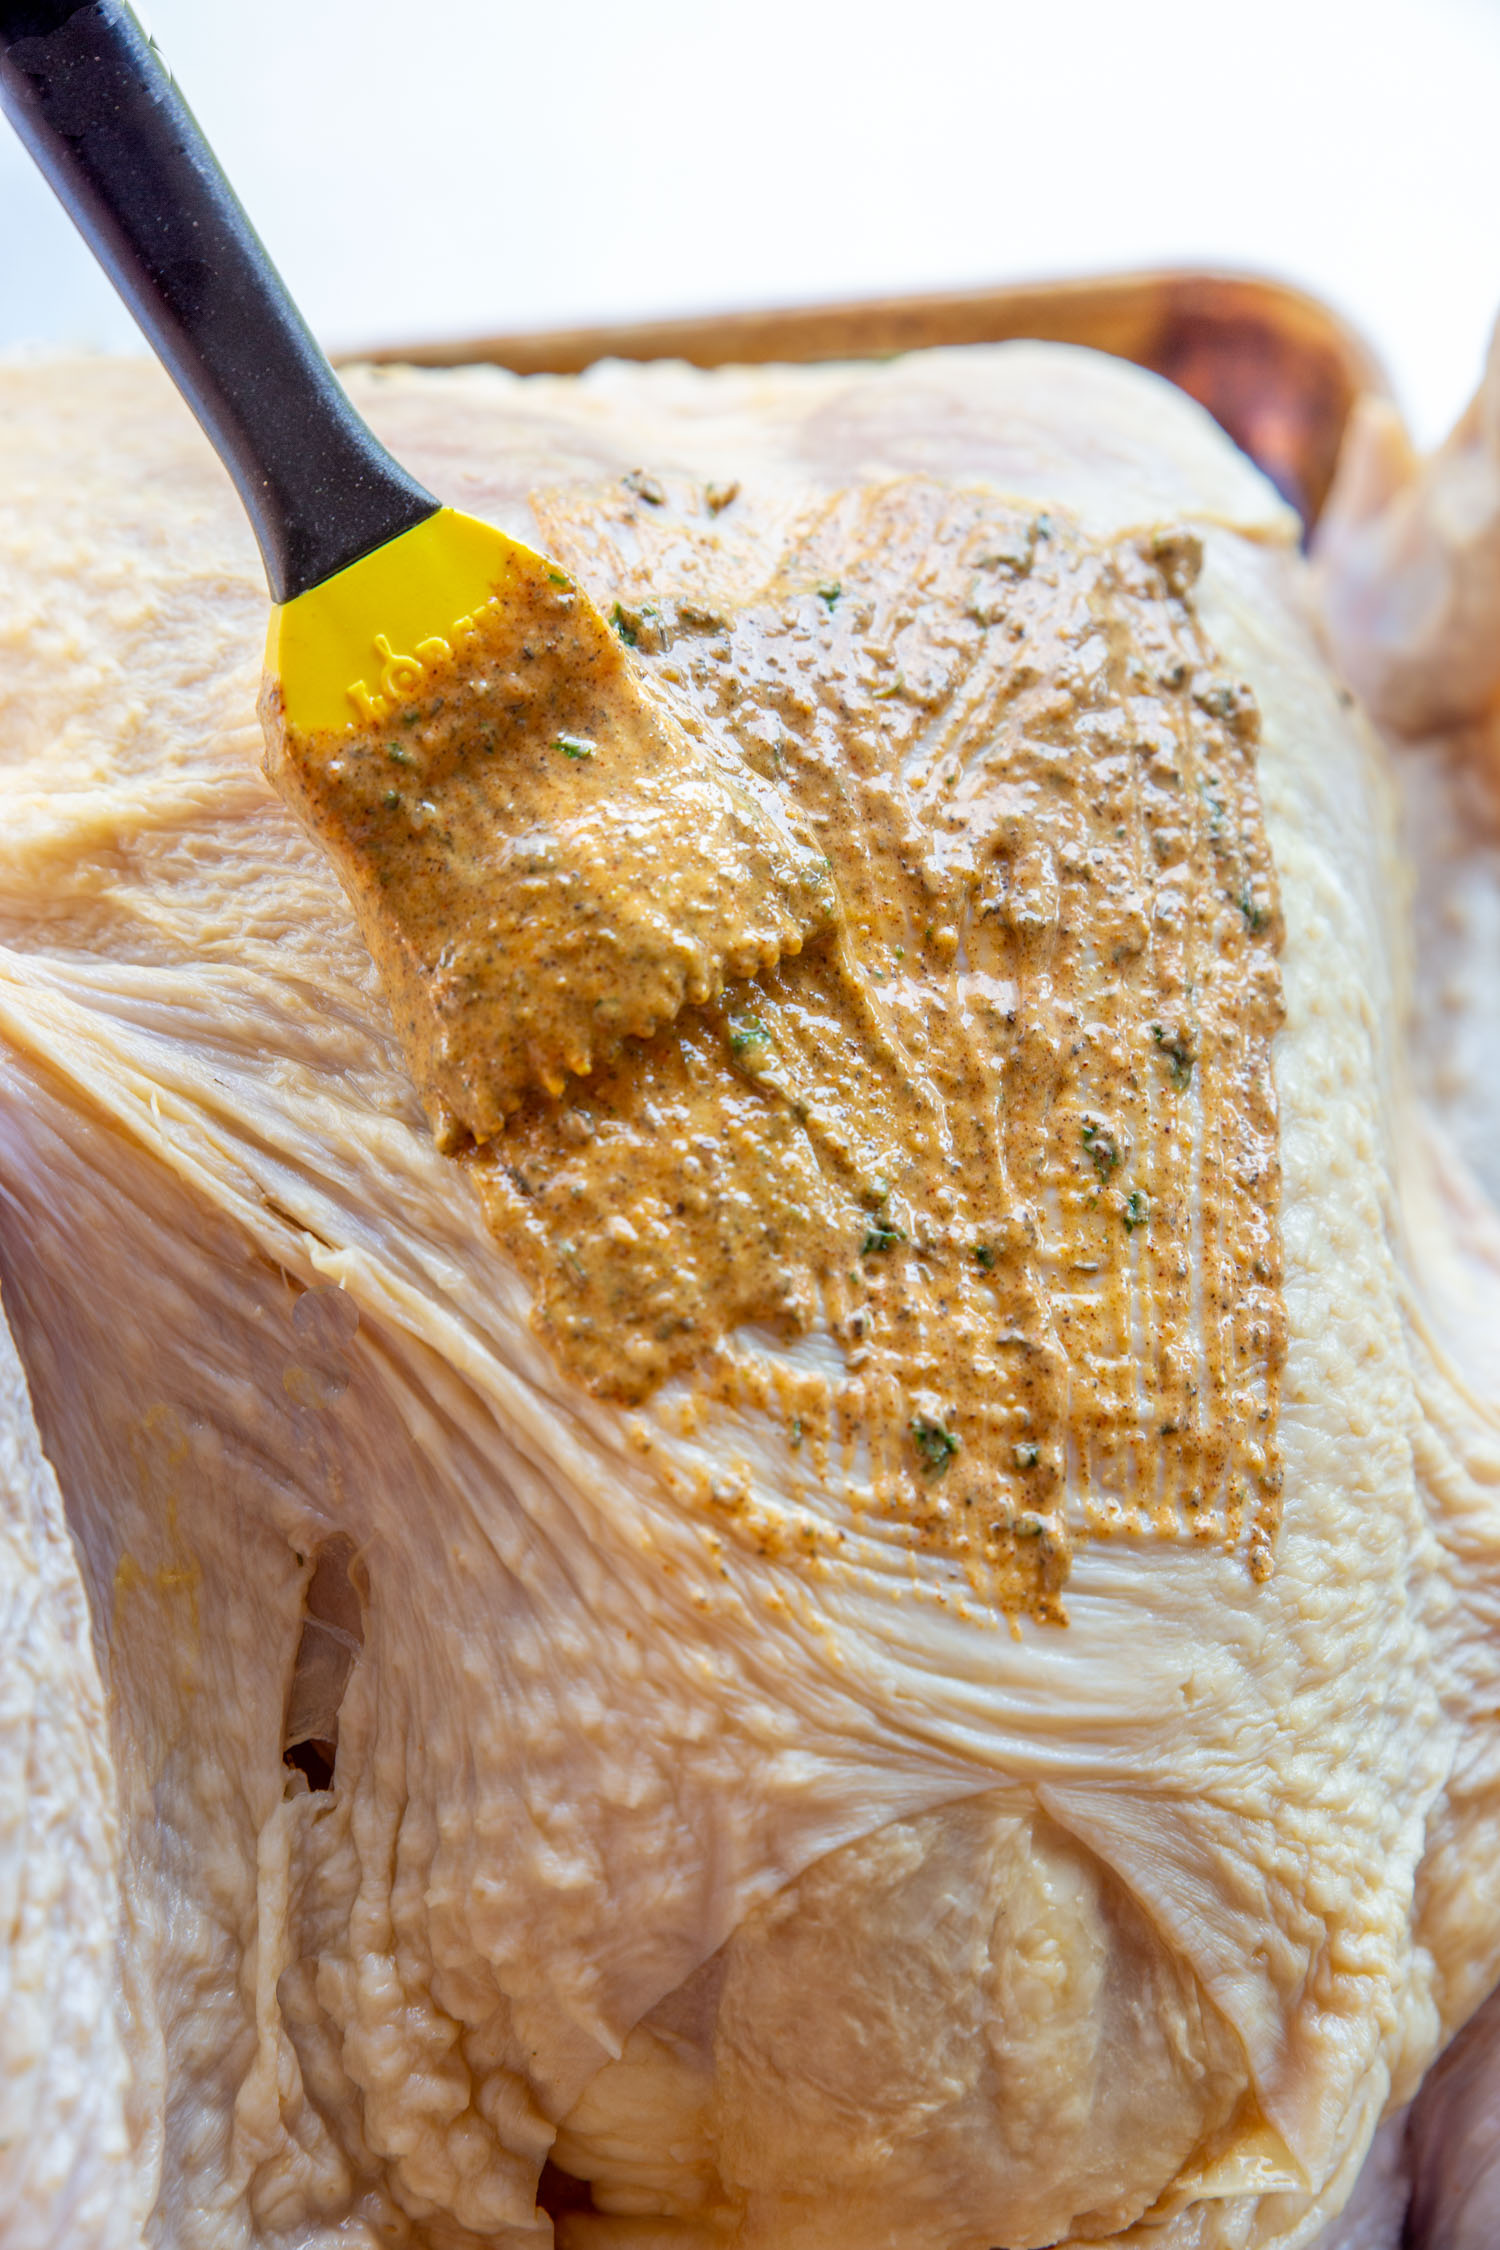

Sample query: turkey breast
[0,342,1494,2249]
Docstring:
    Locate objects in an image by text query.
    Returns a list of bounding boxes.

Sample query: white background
[1,0,1498,447]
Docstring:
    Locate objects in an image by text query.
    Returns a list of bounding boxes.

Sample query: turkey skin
[0,344,1496,2250]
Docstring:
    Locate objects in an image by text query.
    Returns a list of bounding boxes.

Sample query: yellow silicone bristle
[266,508,546,739]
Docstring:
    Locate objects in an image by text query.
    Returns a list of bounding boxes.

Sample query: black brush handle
[0,0,438,601]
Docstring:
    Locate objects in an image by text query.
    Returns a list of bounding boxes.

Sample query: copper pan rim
[350,266,1391,531]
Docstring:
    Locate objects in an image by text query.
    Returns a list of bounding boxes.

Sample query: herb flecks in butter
[468,485,1286,1621]
[911,1416,961,1477]
[290,477,1287,1624]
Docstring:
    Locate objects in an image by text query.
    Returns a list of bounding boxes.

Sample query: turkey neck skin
[269,472,1287,1628]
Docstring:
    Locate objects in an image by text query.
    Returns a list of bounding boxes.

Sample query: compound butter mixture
[268,473,1285,1622]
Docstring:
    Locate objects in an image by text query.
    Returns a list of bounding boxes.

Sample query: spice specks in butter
[466,480,1285,1622]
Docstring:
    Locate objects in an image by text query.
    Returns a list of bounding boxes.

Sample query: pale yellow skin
[0,345,1494,2249]
[0,1291,133,2244]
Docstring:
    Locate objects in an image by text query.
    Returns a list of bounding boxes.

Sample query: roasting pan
[357,268,1391,534]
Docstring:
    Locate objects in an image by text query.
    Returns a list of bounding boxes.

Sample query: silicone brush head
[262,508,838,1144]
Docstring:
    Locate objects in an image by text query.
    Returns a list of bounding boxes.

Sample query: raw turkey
[1310,310,1500,2250]
[0,339,1497,2250]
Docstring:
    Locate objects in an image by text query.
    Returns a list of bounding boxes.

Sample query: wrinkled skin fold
[0,341,1498,2247]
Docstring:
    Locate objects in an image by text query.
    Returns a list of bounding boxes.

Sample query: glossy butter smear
[270,472,1286,1623]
